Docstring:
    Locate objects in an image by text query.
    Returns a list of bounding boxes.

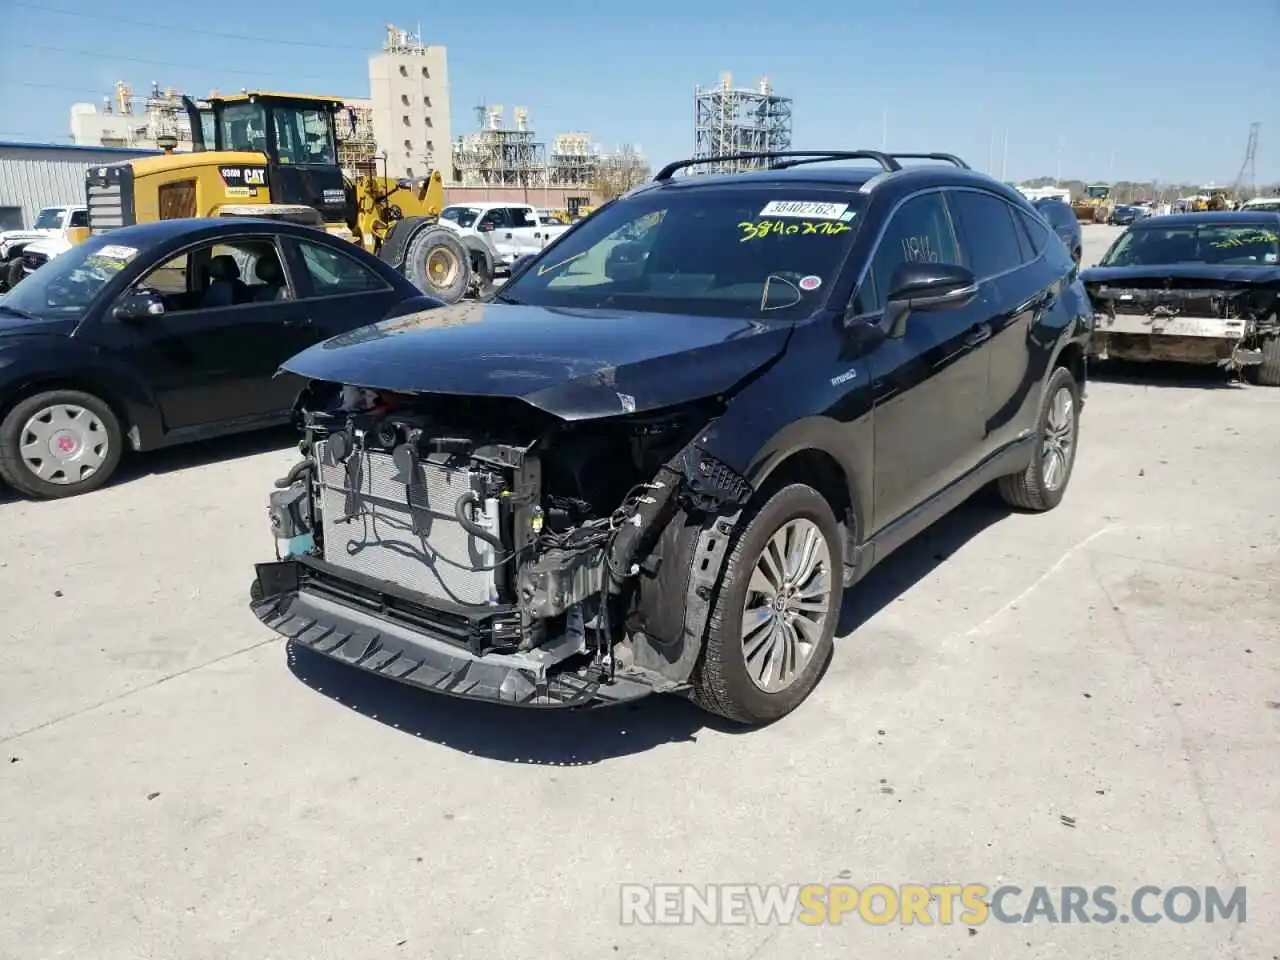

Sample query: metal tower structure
[692,72,792,174]
[1231,122,1260,199]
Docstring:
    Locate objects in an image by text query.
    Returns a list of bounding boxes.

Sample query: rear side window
[1016,207,1051,257]
[853,192,960,315]
[948,190,1024,277]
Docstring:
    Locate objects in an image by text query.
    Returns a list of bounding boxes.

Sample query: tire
[0,389,124,499]
[402,225,470,304]
[1072,246,1082,265]
[693,483,843,725]
[6,258,23,290]
[1248,337,1280,387]
[463,239,495,297]
[997,365,1080,512]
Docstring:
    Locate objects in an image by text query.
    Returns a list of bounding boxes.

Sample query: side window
[478,208,507,232]
[851,192,959,315]
[948,190,1024,277]
[295,239,388,296]
[132,238,286,311]
[508,207,538,229]
[1016,207,1050,258]
[69,210,88,228]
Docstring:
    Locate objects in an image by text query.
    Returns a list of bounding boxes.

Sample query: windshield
[500,188,865,319]
[32,208,63,230]
[1246,200,1280,212]
[440,206,481,229]
[1100,223,1279,268]
[0,235,141,317]
[272,105,337,165]
[1086,185,1111,199]
[219,102,268,154]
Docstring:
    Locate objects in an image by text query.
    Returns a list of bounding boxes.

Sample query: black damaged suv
[250,150,1093,725]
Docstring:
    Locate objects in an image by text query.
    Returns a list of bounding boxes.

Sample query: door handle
[282,316,312,328]
[964,322,992,347]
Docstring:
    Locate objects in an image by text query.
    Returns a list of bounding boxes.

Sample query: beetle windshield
[499,186,865,320]
[0,235,140,317]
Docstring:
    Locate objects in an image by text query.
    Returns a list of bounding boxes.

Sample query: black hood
[279,301,793,420]
[1081,263,1280,288]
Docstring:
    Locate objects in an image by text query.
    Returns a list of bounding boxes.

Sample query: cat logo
[244,168,266,186]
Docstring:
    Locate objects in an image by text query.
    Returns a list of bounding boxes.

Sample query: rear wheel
[997,365,1080,512]
[693,484,843,725]
[5,258,23,289]
[403,225,470,304]
[0,389,124,499]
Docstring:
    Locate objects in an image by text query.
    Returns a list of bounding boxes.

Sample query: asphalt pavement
[1,224,1276,959]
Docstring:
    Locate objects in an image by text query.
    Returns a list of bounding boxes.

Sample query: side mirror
[882,262,978,338]
[113,289,165,322]
[509,254,535,277]
[605,241,647,282]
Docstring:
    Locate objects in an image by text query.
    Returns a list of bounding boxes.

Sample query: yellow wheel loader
[83,92,493,302]
[1071,183,1115,224]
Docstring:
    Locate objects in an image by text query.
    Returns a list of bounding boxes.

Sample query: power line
[1,80,143,99]
[19,44,343,83]
[11,1,370,51]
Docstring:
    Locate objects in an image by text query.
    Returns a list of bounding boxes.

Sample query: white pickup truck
[0,204,88,290]
[437,202,571,273]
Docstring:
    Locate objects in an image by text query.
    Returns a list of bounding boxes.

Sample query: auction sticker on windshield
[96,244,139,261]
[758,200,849,220]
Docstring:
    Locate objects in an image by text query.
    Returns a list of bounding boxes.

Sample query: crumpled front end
[1085,277,1280,369]
[250,380,756,709]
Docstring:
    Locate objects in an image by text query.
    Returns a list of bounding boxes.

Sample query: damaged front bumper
[1089,312,1263,368]
[251,557,682,708]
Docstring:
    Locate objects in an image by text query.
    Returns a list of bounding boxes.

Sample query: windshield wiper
[0,303,36,320]
[492,292,525,305]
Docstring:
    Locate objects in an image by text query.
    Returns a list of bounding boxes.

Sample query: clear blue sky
[1,0,1276,185]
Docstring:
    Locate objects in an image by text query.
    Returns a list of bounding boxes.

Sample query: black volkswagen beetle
[0,217,440,499]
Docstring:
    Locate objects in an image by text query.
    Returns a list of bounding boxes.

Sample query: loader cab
[184,92,348,224]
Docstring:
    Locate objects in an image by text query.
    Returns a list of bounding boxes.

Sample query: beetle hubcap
[19,403,109,485]
[1041,386,1075,492]
[741,518,832,693]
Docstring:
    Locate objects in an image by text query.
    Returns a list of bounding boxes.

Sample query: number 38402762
[738,220,853,242]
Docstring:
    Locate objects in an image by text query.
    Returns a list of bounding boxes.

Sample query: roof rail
[885,152,970,170]
[653,150,903,181]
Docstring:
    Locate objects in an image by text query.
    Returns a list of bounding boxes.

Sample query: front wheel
[5,258,23,290]
[1244,337,1280,387]
[693,483,843,725]
[997,365,1080,512]
[0,389,124,499]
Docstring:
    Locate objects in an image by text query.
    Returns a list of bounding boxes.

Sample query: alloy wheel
[1041,386,1076,492]
[741,518,833,693]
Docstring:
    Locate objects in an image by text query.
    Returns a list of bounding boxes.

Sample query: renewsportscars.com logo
[619,884,1247,926]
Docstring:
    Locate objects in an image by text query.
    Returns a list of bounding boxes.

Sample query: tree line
[1017,176,1280,204]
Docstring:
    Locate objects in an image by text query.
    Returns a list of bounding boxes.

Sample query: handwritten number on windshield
[738,220,852,242]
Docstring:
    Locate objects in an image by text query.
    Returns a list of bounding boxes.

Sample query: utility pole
[1055,136,1063,185]
[1231,122,1260,200]
[1000,128,1008,182]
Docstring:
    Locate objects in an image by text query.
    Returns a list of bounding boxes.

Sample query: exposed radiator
[314,440,501,606]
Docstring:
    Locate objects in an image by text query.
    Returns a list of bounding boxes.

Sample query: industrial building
[448,104,647,209]
[48,23,650,209]
[692,73,793,174]
[368,25,452,180]
[0,141,160,230]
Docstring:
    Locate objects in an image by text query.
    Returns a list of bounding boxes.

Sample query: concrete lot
[2,224,1276,959]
